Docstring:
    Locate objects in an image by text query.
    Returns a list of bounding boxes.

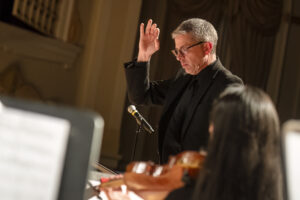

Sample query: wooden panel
[0,21,81,68]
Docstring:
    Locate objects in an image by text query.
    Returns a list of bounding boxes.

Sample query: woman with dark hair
[191,85,283,200]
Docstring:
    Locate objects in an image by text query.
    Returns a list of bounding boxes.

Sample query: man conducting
[124,18,243,163]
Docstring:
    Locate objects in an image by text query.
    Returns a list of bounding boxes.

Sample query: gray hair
[172,18,218,54]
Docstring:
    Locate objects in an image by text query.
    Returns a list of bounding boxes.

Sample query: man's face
[173,34,207,75]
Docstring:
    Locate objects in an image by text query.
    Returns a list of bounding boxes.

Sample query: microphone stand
[131,124,142,161]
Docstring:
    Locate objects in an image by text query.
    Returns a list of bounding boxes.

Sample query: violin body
[99,151,205,200]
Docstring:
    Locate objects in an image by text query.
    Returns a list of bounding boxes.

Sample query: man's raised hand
[137,19,160,62]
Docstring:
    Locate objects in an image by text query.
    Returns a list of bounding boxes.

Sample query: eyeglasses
[171,41,205,57]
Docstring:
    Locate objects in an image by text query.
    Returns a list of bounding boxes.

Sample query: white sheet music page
[0,105,70,200]
[285,131,300,200]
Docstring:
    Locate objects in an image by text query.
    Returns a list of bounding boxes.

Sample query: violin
[126,150,205,178]
[99,151,206,200]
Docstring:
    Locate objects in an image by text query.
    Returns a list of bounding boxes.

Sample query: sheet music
[0,105,70,200]
[285,131,300,200]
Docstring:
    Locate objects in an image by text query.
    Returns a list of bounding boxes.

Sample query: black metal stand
[131,125,142,161]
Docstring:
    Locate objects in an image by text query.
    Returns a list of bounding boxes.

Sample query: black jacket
[124,58,243,163]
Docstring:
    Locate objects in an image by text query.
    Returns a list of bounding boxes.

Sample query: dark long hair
[192,85,283,200]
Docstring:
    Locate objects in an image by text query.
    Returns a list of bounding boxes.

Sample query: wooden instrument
[98,151,206,200]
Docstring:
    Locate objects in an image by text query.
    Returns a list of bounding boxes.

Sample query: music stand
[282,120,300,200]
[0,96,104,200]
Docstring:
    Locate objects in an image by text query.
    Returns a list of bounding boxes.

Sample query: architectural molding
[0,21,81,68]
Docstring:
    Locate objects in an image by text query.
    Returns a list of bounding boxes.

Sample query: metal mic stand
[131,124,142,161]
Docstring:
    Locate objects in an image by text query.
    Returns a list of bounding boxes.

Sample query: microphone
[127,105,155,134]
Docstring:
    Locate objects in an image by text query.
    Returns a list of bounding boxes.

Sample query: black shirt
[162,61,217,162]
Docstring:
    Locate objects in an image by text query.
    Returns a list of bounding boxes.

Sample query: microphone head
[127,105,136,114]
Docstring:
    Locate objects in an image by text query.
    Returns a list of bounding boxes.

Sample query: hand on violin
[137,19,160,62]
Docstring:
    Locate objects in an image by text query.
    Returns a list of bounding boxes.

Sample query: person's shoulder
[214,63,243,85]
[211,66,243,95]
[224,71,243,84]
[218,71,243,86]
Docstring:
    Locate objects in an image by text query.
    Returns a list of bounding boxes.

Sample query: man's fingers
[155,27,160,39]
[140,23,145,39]
[141,19,160,41]
[145,19,152,35]
[150,23,157,34]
